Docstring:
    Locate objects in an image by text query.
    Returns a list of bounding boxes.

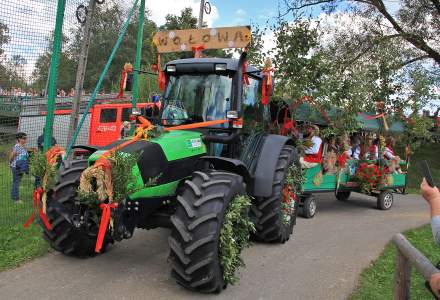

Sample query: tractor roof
[165,57,263,78]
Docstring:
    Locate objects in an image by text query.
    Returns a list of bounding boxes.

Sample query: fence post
[66,0,96,155]
[394,248,411,300]
[130,0,146,135]
[44,0,66,151]
[65,0,140,157]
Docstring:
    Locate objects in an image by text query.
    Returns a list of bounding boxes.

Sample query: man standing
[300,124,323,168]
[37,128,57,151]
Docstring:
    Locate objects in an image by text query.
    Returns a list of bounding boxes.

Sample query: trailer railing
[393,233,440,299]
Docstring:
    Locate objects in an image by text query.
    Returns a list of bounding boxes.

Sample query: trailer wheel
[301,195,316,218]
[377,191,393,210]
[335,191,351,201]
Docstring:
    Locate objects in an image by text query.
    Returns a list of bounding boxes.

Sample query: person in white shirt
[347,137,361,160]
[300,125,323,168]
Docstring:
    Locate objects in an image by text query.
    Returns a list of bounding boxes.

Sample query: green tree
[282,0,440,65]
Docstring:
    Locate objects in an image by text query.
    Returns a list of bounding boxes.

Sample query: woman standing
[9,132,29,204]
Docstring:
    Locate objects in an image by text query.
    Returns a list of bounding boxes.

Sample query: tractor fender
[252,134,293,197]
[199,156,253,191]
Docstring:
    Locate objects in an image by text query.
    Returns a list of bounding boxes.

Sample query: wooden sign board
[152,26,251,53]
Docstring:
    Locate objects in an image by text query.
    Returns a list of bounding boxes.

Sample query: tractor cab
[158,57,269,156]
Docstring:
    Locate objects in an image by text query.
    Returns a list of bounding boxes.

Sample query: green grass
[351,225,440,300]
[0,225,48,271]
[0,143,49,271]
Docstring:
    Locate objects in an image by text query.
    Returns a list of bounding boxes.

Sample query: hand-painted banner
[153,26,251,53]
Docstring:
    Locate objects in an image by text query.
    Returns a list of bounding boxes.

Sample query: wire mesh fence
[0,0,84,227]
[0,0,168,230]
[0,0,154,227]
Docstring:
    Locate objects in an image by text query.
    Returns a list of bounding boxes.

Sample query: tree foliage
[282,0,440,65]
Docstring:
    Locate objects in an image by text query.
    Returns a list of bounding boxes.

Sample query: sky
[146,0,278,28]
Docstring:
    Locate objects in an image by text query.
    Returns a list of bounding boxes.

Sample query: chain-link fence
[0,0,154,227]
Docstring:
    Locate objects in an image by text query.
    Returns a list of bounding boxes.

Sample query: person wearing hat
[120,121,131,139]
[300,124,323,168]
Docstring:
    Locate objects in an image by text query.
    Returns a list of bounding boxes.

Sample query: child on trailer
[300,124,323,169]
[367,138,379,160]
[383,137,403,173]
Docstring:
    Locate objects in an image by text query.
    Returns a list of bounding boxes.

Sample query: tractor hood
[88,130,207,193]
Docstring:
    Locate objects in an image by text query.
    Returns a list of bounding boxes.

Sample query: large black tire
[42,159,107,257]
[335,191,351,201]
[250,145,299,243]
[377,190,393,210]
[169,170,246,293]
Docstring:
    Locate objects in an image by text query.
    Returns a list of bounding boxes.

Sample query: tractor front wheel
[168,170,246,293]
[43,159,108,257]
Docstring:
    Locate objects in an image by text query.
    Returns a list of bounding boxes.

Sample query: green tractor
[41,51,299,293]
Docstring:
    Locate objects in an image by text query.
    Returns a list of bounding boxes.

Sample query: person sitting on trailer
[383,136,403,173]
[347,135,361,160]
[300,124,323,169]
[367,137,379,160]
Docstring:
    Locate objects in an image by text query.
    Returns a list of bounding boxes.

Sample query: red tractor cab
[89,102,159,146]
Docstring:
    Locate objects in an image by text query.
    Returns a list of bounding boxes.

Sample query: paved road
[0,193,430,300]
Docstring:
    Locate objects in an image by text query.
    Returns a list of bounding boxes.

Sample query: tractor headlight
[166,65,176,72]
[215,64,227,71]
[227,110,238,119]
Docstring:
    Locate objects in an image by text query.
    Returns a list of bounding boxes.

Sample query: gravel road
[0,193,430,300]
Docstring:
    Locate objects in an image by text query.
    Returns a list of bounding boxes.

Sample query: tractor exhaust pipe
[233,51,247,115]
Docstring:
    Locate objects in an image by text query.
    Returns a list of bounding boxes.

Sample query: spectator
[37,128,57,151]
[9,132,29,204]
[36,129,57,187]
[420,178,440,297]
[120,121,131,139]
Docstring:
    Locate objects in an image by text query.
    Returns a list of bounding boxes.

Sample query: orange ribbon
[166,119,229,131]
[24,188,52,230]
[95,202,118,253]
[262,68,274,106]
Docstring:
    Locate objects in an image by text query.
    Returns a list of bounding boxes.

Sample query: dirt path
[0,193,430,300]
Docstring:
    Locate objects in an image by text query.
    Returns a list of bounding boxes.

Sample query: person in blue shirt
[9,132,29,204]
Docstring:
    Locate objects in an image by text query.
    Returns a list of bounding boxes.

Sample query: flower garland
[27,146,66,229]
[282,164,305,225]
[353,162,384,194]
[219,195,255,285]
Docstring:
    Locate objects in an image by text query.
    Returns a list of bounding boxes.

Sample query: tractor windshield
[162,74,232,126]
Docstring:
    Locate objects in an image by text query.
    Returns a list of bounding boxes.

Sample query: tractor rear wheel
[42,159,107,257]
[250,145,299,243]
[169,170,246,293]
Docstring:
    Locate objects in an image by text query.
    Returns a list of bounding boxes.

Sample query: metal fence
[0,0,148,227]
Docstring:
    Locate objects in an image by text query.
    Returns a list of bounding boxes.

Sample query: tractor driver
[300,124,323,168]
